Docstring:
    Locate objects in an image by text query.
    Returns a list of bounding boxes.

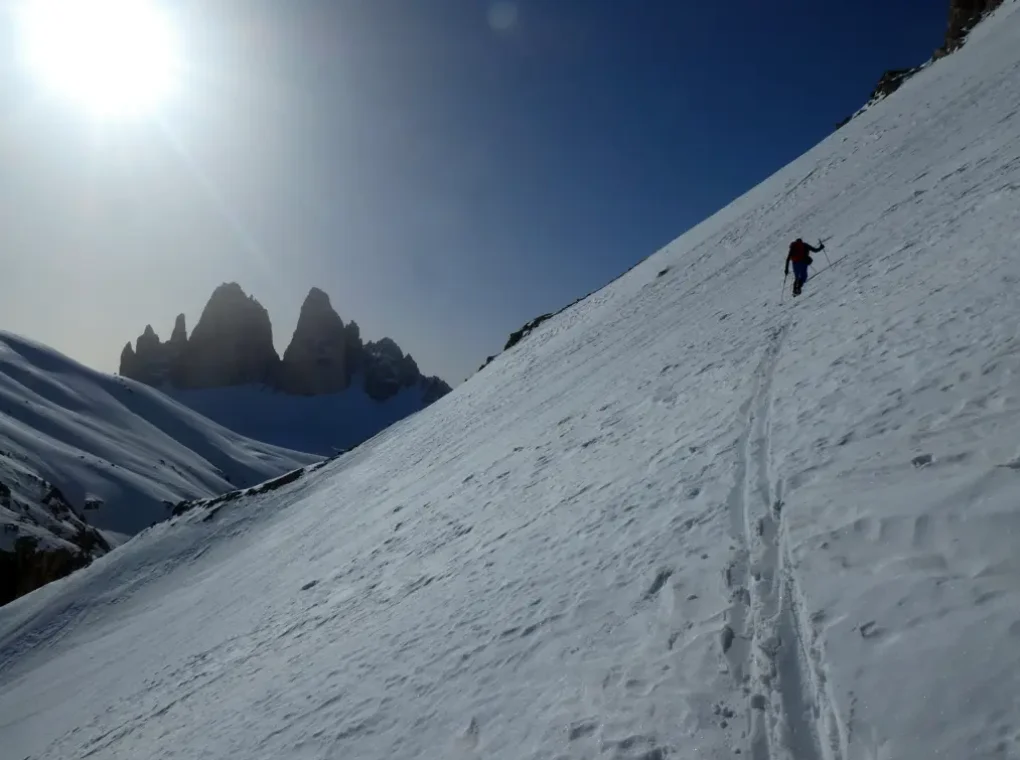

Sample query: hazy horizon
[1,1,947,385]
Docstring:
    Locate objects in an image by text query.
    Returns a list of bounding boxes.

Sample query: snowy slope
[3,5,1020,760]
[0,332,318,537]
[167,379,433,456]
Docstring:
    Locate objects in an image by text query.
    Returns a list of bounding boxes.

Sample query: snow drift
[3,5,1020,760]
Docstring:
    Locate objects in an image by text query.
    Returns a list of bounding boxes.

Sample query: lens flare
[17,0,181,119]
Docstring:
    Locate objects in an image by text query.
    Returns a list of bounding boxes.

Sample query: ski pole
[781,272,788,303]
[819,239,832,267]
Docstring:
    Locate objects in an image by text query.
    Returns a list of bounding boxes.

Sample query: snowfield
[0,332,317,538]
[3,5,1020,760]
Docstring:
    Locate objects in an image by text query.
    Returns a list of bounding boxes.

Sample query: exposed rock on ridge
[937,0,1006,56]
[1,465,111,606]
[840,0,1009,127]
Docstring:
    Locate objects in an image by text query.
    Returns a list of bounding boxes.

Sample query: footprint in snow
[858,620,883,639]
[455,717,480,751]
[644,568,673,599]
[568,720,598,741]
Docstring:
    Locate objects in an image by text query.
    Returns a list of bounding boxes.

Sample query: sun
[17,0,180,119]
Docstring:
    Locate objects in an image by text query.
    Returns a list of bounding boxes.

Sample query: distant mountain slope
[0,331,317,602]
[119,284,450,453]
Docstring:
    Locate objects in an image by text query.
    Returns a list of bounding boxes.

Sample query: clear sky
[0,0,948,384]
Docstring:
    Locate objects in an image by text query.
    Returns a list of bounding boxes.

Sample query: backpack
[789,240,814,266]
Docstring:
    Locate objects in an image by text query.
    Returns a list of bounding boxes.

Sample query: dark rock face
[120,342,138,379]
[169,313,187,346]
[868,67,923,104]
[131,325,166,385]
[166,314,188,385]
[119,283,451,407]
[937,0,1005,56]
[399,354,421,388]
[0,473,111,607]
[343,321,363,383]
[363,338,407,402]
[121,315,189,386]
[175,283,280,389]
[277,288,349,395]
[421,376,453,404]
[0,537,89,606]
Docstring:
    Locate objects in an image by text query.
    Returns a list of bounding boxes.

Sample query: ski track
[725,323,833,760]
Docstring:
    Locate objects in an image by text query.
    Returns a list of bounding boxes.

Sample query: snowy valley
[2,3,1020,760]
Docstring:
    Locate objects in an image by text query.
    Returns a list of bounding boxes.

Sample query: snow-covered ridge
[2,4,1020,759]
[0,331,317,602]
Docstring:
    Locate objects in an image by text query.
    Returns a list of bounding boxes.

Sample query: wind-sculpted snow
[2,4,1020,759]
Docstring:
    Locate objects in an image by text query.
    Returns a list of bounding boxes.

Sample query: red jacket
[787,239,817,263]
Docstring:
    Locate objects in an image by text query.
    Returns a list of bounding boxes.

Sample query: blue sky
[0,0,947,383]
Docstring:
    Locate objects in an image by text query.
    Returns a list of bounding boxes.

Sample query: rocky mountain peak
[119,283,451,409]
[175,283,279,389]
[119,342,137,379]
[137,324,160,352]
[276,288,349,395]
[169,314,187,345]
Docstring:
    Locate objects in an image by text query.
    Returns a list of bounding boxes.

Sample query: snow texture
[3,5,1020,759]
[0,332,318,537]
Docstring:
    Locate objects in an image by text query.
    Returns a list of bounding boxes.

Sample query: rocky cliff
[177,283,280,389]
[0,462,111,606]
[120,283,451,407]
[276,288,350,395]
[937,0,1006,56]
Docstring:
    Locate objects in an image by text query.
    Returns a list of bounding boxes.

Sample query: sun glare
[17,0,180,119]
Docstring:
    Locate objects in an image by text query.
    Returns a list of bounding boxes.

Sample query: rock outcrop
[166,314,188,385]
[841,0,1009,128]
[1,468,111,606]
[121,314,189,387]
[937,0,1006,56]
[120,283,451,406]
[277,288,349,395]
[865,66,923,106]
